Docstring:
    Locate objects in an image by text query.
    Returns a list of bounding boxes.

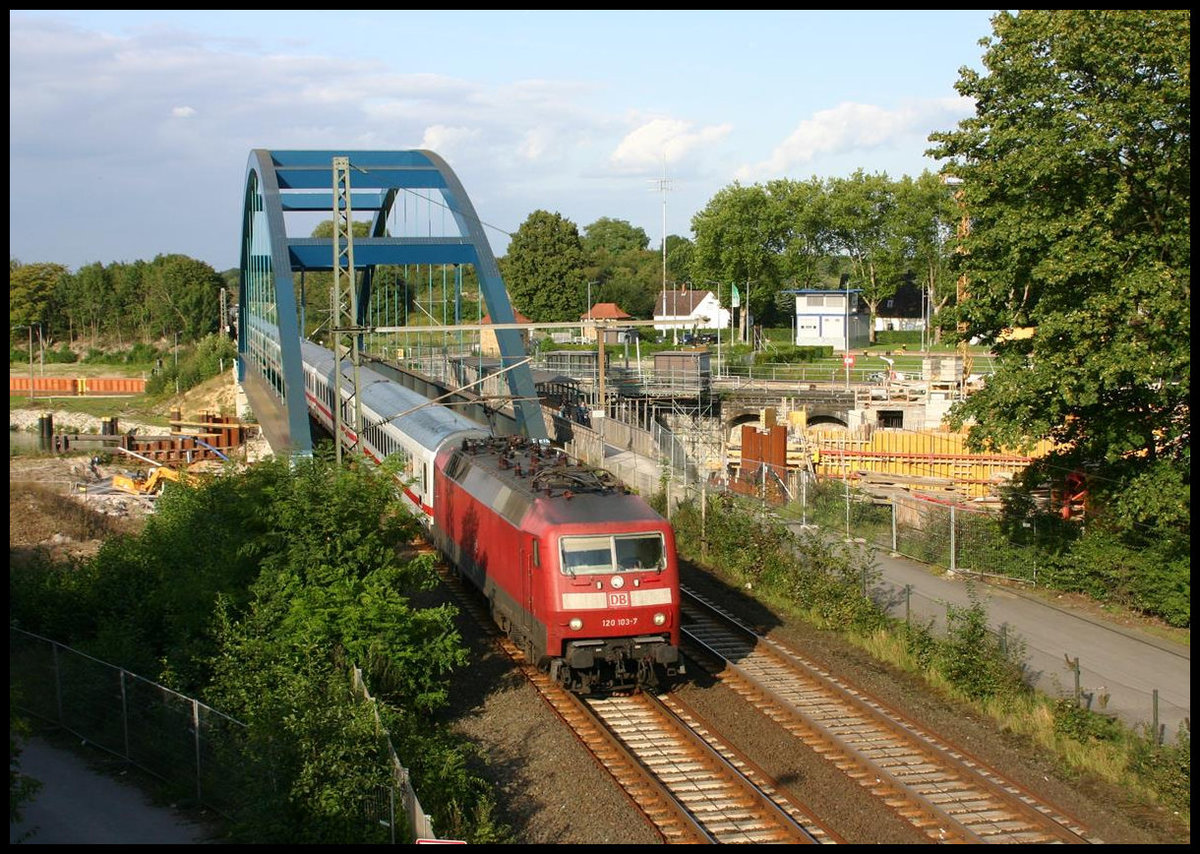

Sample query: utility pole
[596,323,606,446]
[26,325,34,402]
[651,165,673,344]
[332,155,365,465]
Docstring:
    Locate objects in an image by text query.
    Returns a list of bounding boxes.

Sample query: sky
[9,10,998,273]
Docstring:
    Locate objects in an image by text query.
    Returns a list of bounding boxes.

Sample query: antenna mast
[651,160,673,343]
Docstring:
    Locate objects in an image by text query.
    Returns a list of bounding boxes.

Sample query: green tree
[108,260,151,344]
[927,10,1189,615]
[665,234,695,287]
[893,172,959,346]
[142,254,225,342]
[825,170,903,343]
[767,176,835,291]
[57,262,112,345]
[690,183,786,329]
[581,217,649,254]
[503,210,588,321]
[9,262,67,335]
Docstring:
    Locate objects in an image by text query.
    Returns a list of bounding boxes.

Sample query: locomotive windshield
[559,533,665,575]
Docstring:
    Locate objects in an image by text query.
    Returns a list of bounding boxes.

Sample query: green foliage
[671,492,887,635]
[9,262,68,330]
[689,171,955,336]
[10,255,226,348]
[1039,526,1190,628]
[503,210,589,322]
[928,10,1190,580]
[825,169,907,341]
[206,642,395,844]
[401,727,514,844]
[938,590,1028,702]
[145,334,237,397]
[581,217,650,254]
[1051,698,1123,745]
[1130,727,1191,820]
[9,453,507,843]
[751,345,831,365]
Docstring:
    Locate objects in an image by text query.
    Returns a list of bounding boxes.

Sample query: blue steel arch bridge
[237,149,547,456]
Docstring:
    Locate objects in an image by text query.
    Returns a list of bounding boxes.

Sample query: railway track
[680,584,1103,844]
[436,562,834,843]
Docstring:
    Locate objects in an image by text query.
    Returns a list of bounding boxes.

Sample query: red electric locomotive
[431,435,684,694]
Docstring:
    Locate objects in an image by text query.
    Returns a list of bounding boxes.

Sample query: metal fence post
[120,670,130,760]
[53,642,63,725]
[949,505,957,573]
[193,698,202,804]
[891,496,897,554]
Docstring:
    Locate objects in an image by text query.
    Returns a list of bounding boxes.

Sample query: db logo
[608,592,630,607]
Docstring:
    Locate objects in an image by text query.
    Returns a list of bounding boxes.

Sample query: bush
[752,345,832,365]
[1130,727,1190,819]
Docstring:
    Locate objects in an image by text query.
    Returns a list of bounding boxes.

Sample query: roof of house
[654,289,714,318]
[581,302,632,321]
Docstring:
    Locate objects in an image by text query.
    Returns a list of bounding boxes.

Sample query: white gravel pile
[9,408,160,437]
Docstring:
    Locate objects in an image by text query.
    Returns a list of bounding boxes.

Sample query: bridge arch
[238,149,546,456]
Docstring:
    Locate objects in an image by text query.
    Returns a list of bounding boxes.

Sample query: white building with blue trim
[784,289,871,352]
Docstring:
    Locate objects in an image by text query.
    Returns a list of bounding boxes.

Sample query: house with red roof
[580,302,634,343]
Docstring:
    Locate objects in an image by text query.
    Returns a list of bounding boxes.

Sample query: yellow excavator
[112,465,184,496]
[107,447,190,496]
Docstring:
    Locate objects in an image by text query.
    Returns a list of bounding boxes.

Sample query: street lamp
[841,273,852,391]
[586,280,598,324]
[672,284,679,346]
[22,325,34,402]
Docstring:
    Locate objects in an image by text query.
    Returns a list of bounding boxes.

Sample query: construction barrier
[808,428,1056,500]
[10,376,147,395]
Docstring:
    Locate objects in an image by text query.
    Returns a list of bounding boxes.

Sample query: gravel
[434,563,1189,844]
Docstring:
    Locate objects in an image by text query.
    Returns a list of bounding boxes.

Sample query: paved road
[9,736,221,844]
[794,524,1190,740]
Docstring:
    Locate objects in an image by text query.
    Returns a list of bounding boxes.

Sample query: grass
[749,574,1190,831]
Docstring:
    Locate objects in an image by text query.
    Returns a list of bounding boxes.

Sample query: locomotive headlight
[568,618,583,631]
[653,612,667,626]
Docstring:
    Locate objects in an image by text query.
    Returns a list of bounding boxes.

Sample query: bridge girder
[238,149,547,456]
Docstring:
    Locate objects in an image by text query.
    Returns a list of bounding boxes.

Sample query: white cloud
[171,106,196,118]
[736,97,973,180]
[419,124,482,158]
[609,117,733,175]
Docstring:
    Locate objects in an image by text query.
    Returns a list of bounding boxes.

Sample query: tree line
[9,254,235,354]
[500,168,957,345]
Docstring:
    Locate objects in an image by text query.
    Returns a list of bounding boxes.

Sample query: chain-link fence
[9,627,249,819]
[9,628,437,842]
